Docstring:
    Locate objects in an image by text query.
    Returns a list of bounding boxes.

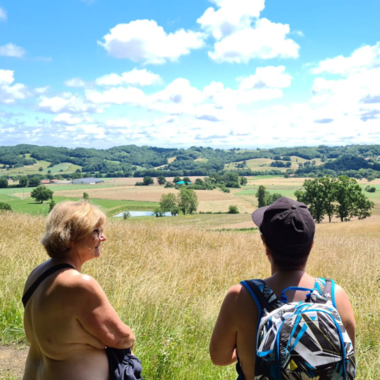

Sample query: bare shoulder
[56,270,105,296]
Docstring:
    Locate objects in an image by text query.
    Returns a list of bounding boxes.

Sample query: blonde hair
[41,201,106,257]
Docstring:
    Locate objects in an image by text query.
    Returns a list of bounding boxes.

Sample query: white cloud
[96,68,162,86]
[53,113,83,125]
[0,7,6,21]
[209,18,299,63]
[238,66,292,90]
[0,69,28,104]
[38,93,101,114]
[86,86,146,105]
[197,0,264,40]
[197,0,299,64]
[65,78,86,88]
[0,43,26,58]
[312,42,380,75]
[98,20,205,64]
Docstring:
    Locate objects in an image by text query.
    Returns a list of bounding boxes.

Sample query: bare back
[210,271,356,380]
[23,262,109,380]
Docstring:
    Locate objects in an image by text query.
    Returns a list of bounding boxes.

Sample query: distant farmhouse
[72,177,105,185]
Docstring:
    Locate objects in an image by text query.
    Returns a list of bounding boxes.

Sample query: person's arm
[71,274,135,349]
[209,284,241,366]
[334,284,356,350]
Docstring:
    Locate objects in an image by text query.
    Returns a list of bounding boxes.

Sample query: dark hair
[265,239,312,270]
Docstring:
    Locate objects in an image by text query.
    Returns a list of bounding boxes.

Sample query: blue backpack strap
[323,279,337,309]
[240,280,278,314]
[315,277,337,308]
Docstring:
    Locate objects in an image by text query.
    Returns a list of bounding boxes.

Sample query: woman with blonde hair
[22,201,139,380]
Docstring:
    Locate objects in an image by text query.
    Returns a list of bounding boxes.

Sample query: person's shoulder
[55,270,102,296]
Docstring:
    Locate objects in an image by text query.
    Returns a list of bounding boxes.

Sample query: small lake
[114,211,173,218]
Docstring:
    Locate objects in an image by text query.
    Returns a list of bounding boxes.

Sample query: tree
[183,176,191,184]
[83,192,89,200]
[164,182,174,188]
[160,193,177,214]
[334,176,372,222]
[157,176,166,185]
[19,176,28,187]
[0,178,8,188]
[123,211,131,220]
[295,181,326,224]
[49,199,56,212]
[153,207,164,217]
[173,176,182,183]
[38,167,43,171]
[256,185,268,208]
[355,194,374,220]
[28,177,41,187]
[0,202,12,211]
[143,176,154,186]
[177,187,198,215]
[228,205,239,214]
[31,185,54,204]
[240,177,248,186]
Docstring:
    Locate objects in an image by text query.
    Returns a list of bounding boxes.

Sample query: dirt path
[0,345,28,379]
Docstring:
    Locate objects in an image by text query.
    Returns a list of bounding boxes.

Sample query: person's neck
[50,252,83,272]
[270,267,306,278]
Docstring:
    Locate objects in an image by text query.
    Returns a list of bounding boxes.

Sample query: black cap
[252,197,315,253]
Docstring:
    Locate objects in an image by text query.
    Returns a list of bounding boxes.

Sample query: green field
[0,160,82,176]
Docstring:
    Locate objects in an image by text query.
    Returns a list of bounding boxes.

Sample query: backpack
[240,278,356,380]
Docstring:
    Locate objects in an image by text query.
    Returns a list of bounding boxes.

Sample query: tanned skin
[23,229,135,380]
[209,239,356,380]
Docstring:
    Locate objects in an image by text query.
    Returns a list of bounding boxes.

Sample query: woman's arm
[209,284,242,366]
[70,273,135,349]
[334,284,356,350]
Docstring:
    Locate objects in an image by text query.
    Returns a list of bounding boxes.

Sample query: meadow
[1,176,380,378]
[0,210,379,379]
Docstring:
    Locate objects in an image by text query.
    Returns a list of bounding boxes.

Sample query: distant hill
[1,144,380,180]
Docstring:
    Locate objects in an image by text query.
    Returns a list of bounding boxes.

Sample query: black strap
[22,263,75,308]
[243,280,277,313]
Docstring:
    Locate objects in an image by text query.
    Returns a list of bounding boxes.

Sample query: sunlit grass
[0,211,379,379]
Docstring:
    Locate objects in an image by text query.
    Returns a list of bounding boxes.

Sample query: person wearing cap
[209,197,356,380]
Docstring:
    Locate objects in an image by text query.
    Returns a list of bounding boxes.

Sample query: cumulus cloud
[98,20,205,64]
[197,0,264,40]
[86,86,146,105]
[312,42,380,75]
[310,43,380,126]
[0,69,28,104]
[238,66,292,90]
[197,0,299,63]
[96,68,162,86]
[0,43,26,58]
[209,18,299,63]
[0,7,6,21]
[38,93,101,114]
[64,78,86,88]
[53,113,84,125]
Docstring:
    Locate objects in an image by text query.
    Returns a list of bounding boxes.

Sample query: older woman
[22,201,136,380]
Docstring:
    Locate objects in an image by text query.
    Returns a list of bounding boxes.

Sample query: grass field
[224,156,323,172]
[0,211,379,379]
[0,161,82,176]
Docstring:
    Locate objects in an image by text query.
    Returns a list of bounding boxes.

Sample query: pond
[113,211,173,218]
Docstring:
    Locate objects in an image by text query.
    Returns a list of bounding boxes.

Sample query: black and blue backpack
[240,277,356,380]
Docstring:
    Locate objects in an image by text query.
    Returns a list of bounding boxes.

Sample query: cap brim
[251,205,269,227]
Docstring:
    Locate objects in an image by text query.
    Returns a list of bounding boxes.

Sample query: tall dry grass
[0,211,379,379]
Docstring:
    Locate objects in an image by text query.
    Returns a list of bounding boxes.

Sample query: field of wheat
[0,211,379,379]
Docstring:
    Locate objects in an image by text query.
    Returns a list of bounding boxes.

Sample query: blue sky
[0,0,379,149]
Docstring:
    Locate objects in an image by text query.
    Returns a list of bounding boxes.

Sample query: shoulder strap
[240,280,278,313]
[22,263,75,308]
